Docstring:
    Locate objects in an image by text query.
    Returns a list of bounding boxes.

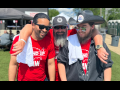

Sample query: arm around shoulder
[20,24,33,41]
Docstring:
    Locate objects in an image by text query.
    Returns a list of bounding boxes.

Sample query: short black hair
[33,13,50,24]
[88,22,94,26]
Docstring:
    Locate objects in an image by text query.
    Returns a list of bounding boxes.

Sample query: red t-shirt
[46,29,77,81]
[10,35,55,81]
[81,39,91,74]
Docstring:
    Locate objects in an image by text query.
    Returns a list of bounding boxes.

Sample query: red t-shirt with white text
[81,39,91,74]
[10,35,55,81]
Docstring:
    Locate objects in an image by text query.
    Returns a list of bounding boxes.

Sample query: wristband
[20,39,26,44]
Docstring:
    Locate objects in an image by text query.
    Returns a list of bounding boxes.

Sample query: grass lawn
[0,50,120,81]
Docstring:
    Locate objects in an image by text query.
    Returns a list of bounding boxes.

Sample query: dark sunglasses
[54,26,66,30]
[36,24,51,31]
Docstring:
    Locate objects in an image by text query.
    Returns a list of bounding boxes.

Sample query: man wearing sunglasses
[57,10,113,81]
[9,13,55,81]
[11,15,108,81]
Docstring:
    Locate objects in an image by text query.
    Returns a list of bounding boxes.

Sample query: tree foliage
[73,8,105,16]
[107,8,120,21]
[49,9,59,20]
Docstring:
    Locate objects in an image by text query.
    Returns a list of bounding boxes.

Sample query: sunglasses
[54,26,66,30]
[36,24,51,31]
[76,27,86,32]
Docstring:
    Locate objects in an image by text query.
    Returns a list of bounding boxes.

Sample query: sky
[49,8,76,18]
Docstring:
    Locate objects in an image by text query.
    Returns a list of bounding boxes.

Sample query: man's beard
[53,29,67,47]
[34,29,47,40]
[77,29,92,44]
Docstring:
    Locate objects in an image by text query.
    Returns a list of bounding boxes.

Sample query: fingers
[104,50,109,56]
[12,41,24,52]
[97,52,108,64]
[11,51,22,56]
[12,48,22,52]
[100,54,108,60]
[12,44,22,51]
[99,57,108,64]
[13,41,19,47]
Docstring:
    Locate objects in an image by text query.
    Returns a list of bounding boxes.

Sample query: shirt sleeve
[47,39,55,59]
[102,42,113,70]
[57,40,68,66]
[67,29,77,37]
[9,35,19,54]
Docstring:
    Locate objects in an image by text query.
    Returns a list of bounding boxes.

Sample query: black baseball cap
[53,16,67,27]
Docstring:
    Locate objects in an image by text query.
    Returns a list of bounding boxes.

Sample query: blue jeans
[44,77,49,81]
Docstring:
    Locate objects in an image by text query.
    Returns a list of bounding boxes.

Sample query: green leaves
[49,9,59,20]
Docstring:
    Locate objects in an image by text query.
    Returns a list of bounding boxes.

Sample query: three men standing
[9,10,112,81]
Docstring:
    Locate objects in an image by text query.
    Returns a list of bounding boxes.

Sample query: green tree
[49,9,59,20]
[73,8,82,15]
[107,8,120,21]
[73,8,105,16]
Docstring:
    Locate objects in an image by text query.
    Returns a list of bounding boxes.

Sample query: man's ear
[32,23,35,30]
[66,26,68,30]
[92,25,95,29]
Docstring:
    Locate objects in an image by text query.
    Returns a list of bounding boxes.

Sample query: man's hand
[97,47,109,64]
[11,40,26,56]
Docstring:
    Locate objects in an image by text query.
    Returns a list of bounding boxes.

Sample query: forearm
[20,24,33,42]
[48,60,55,81]
[94,34,103,46]
[104,68,112,81]
[92,28,103,46]
[8,63,18,81]
[58,63,67,81]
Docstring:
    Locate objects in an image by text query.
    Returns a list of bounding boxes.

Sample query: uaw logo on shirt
[82,49,89,70]
[33,47,46,66]
[40,47,46,56]
[78,15,84,22]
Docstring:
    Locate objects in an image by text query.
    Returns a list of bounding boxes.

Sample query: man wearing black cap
[9,13,55,81]
[11,12,109,81]
[57,10,113,81]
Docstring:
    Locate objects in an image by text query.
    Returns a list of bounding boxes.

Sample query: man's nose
[42,28,48,32]
[57,28,63,32]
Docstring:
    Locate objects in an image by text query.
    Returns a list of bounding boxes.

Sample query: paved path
[105,34,120,55]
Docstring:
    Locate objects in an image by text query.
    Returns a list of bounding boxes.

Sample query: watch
[95,45,103,50]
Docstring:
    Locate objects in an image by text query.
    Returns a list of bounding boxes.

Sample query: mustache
[56,32,65,35]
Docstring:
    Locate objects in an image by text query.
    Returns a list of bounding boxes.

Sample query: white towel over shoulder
[68,34,83,65]
[16,36,34,67]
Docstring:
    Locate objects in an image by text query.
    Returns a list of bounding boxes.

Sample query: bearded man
[57,10,113,81]
[11,15,109,81]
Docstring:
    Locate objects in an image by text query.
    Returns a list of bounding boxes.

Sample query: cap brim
[53,23,67,27]
[69,16,105,25]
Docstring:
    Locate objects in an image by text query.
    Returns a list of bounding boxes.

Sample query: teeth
[41,33,45,34]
